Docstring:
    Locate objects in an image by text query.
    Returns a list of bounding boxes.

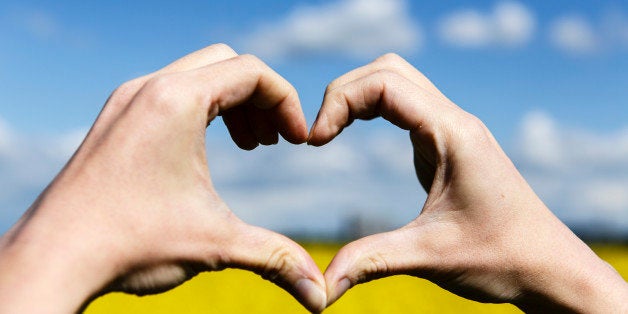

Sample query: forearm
[0,203,119,313]
[518,259,628,313]
[514,220,628,313]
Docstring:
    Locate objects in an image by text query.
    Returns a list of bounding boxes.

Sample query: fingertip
[322,229,429,307]
[236,140,259,151]
[306,135,324,147]
[326,277,350,307]
[225,222,326,312]
[266,133,280,146]
[275,91,309,145]
[295,278,327,313]
[323,246,357,307]
[306,119,320,145]
[278,114,308,145]
[306,114,335,146]
[284,127,308,145]
[255,124,279,146]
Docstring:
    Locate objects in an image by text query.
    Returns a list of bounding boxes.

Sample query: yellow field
[86,243,628,313]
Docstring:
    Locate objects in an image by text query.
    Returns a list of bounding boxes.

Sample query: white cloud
[493,1,536,46]
[0,118,87,232]
[4,111,626,240]
[576,180,628,214]
[22,10,60,40]
[516,111,628,235]
[519,111,628,172]
[438,1,535,48]
[242,0,422,60]
[206,125,422,236]
[548,9,628,55]
[549,15,598,54]
[519,111,564,169]
[212,111,628,239]
[438,11,490,48]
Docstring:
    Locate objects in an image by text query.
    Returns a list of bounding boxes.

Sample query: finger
[323,227,432,306]
[157,43,238,74]
[98,44,239,133]
[157,54,307,144]
[113,44,238,105]
[308,70,453,146]
[325,53,444,98]
[222,106,260,150]
[224,220,327,313]
[245,105,279,146]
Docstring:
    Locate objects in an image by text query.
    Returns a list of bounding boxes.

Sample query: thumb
[223,220,327,313]
[323,226,433,306]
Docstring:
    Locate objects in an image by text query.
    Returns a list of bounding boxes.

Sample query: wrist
[515,239,628,313]
[0,200,122,313]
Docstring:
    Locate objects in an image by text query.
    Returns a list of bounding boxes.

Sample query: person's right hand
[0,44,326,313]
[309,54,628,312]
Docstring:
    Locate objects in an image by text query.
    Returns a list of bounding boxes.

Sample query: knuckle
[209,43,237,56]
[460,113,490,137]
[354,252,390,284]
[325,82,336,95]
[114,78,142,96]
[237,54,264,70]
[340,240,391,284]
[103,77,148,115]
[374,52,405,66]
[327,85,346,103]
[367,253,390,274]
[372,68,399,81]
[138,74,195,117]
[261,246,294,282]
[326,76,346,94]
[370,69,403,95]
[143,74,181,104]
[445,111,493,147]
[109,77,145,103]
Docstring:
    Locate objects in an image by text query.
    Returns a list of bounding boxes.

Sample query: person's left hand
[308,54,628,313]
[0,44,326,313]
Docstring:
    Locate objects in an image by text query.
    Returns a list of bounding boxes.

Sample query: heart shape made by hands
[197,51,538,312]
[104,47,552,313]
[9,45,588,314]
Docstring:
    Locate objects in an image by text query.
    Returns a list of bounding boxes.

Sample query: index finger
[307,69,454,146]
[139,54,307,144]
[325,53,445,99]
[97,44,239,133]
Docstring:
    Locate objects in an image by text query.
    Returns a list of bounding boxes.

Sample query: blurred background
[1,0,627,242]
[2,1,627,312]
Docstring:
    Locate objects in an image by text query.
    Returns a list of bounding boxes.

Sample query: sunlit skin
[84,244,628,313]
[308,53,628,313]
[0,44,626,314]
[0,44,327,314]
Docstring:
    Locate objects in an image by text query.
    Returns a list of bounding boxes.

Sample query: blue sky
[1,0,627,238]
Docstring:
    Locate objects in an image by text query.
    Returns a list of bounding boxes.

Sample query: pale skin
[0,44,626,313]
[0,44,327,313]
[309,53,628,313]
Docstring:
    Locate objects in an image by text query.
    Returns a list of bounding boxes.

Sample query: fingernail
[295,278,327,313]
[327,278,351,307]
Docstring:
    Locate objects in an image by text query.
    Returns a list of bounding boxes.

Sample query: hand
[0,44,326,313]
[309,54,628,312]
